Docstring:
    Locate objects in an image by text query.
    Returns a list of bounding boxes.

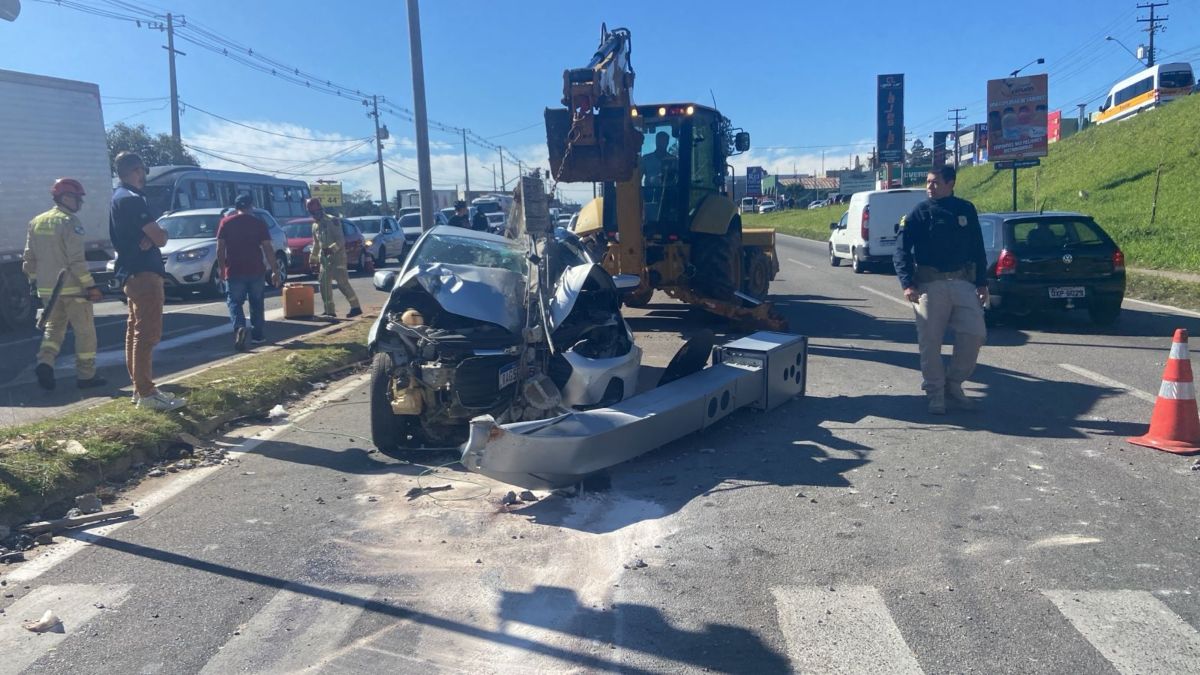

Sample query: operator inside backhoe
[640,127,678,224]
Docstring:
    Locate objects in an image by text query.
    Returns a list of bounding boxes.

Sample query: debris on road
[74,493,103,514]
[147,469,166,477]
[623,558,648,570]
[22,609,63,633]
[501,491,520,506]
[1,551,26,564]
[1191,459,1199,471]
[404,484,453,501]
[518,490,538,502]
[19,507,135,535]
[268,404,288,420]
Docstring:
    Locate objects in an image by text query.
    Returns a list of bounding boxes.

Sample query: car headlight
[303,243,313,254]
[364,238,375,247]
[176,246,211,262]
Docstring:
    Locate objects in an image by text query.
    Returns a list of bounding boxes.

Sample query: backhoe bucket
[545,107,639,183]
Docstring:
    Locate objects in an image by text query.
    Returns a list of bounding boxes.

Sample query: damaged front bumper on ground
[461,332,808,489]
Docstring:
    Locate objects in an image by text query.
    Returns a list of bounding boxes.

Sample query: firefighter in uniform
[306,198,362,318]
[23,178,106,390]
[893,165,988,415]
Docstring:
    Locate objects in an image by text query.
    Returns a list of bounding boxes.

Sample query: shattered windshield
[412,233,528,275]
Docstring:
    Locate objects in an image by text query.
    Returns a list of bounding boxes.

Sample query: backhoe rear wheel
[691,227,742,301]
[742,249,771,300]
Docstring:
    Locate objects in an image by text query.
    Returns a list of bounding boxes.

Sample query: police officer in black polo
[893,165,988,415]
[447,200,471,228]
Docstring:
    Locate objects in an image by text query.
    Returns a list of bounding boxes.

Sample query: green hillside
[955,93,1200,271]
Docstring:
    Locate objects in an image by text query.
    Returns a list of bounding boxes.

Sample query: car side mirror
[373,270,397,292]
[611,274,641,291]
[829,222,838,230]
[734,131,751,153]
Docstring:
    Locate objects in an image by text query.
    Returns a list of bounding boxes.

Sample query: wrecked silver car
[367,226,641,454]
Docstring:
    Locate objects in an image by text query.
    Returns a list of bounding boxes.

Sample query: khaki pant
[123,272,164,397]
[913,279,987,394]
[37,296,97,380]
[318,249,359,314]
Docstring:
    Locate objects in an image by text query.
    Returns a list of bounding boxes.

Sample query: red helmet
[306,197,323,213]
[51,178,86,198]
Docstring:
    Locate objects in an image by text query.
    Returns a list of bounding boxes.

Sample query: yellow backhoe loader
[545,25,786,330]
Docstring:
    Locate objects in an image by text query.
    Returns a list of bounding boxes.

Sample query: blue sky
[5,0,1198,202]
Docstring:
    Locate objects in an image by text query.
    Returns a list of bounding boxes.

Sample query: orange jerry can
[283,283,315,318]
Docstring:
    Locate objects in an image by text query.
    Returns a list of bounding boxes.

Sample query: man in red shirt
[217,194,281,350]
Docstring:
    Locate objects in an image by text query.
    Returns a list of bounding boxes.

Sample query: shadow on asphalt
[75,533,698,674]
[498,585,790,672]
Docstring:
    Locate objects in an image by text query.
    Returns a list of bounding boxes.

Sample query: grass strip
[1124,272,1200,314]
[0,319,370,523]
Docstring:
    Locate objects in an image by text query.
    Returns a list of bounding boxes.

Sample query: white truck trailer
[0,68,113,331]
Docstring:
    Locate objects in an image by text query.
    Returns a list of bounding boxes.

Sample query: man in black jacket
[893,165,988,415]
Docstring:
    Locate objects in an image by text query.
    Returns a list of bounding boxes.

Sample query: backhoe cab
[544,26,784,330]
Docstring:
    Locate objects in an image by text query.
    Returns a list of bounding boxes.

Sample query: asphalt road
[3,233,1200,673]
[0,265,391,427]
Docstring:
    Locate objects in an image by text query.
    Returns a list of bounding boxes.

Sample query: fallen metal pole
[462,332,807,489]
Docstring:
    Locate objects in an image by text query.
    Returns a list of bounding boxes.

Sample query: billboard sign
[309,181,343,207]
[1047,110,1063,143]
[877,74,905,164]
[746,166,766,197]
[986,74,1048,162]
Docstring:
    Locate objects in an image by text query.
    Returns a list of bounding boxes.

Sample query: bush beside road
[0,318,371,525]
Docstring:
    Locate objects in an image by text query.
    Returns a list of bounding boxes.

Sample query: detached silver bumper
[461,332,807,489]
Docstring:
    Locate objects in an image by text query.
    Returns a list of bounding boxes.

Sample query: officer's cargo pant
[123,272,164,397]
[913,279,987,394]
[318,249,360,314]
[37,296,97,380]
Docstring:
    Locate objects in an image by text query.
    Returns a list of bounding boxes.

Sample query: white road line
[1058,364,1157,404]
[787,258,814,269]
[0,583,133,675]
[772,586,924,674]
[200,583,377,674]
[1125,297,1200,319]
[859,284,914,309]
[1044,590,1200,674]
[1,372,371,585]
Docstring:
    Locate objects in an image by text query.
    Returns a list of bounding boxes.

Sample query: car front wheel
[370,352,418,457]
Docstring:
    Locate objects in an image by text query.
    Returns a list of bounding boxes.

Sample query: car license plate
[1049,286,1086,299]
[498,362,519,389]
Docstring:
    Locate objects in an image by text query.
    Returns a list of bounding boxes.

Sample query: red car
[284,217,371,276]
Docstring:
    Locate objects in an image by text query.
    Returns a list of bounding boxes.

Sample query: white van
[828,188,926,273]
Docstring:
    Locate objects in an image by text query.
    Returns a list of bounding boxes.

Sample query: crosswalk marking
[1044,590,1200,674]
[0,583,132,675]
[772,585,924,674]
[199,583,377,674]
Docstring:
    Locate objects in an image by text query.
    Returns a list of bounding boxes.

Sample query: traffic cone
[1127,328,1200,455]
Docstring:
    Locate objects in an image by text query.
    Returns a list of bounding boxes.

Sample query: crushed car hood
[394,262,527,334]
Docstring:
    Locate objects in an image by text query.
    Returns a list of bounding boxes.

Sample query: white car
[154,207,289,296]
[828,188,926,273]
[759,200,777,213]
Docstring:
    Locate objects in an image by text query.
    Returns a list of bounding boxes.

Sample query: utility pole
[499,146,506,191]
[1077,103,1087,131]
[461,129,470,201]
[493,164,498,191]
[368,95,389,215]
[948,107,966,168]
[405,0,434,230]
[1137,2,1169,67]
[163,13,185,145]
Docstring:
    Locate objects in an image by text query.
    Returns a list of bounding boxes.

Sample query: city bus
[142,166,312,219]
[1092,62,1195,125]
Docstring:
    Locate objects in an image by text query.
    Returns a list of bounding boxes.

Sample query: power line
[484,121,543,140]
[186,145,378,177]
[181,101,371,143]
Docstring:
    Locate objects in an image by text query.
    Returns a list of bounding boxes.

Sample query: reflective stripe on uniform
[1158,381,1196,400]
[76,351,96,360]
[1169,342,1190,360]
